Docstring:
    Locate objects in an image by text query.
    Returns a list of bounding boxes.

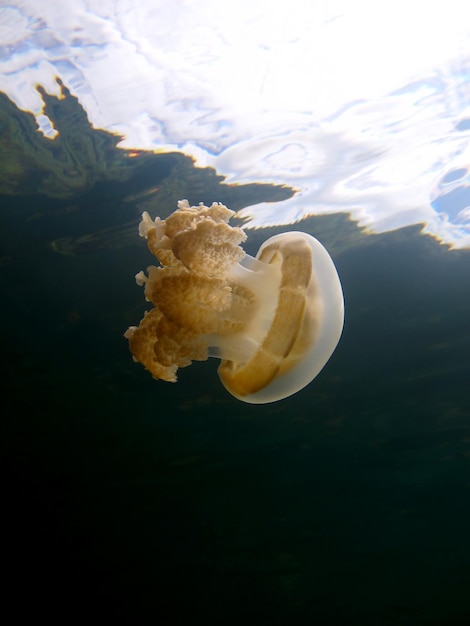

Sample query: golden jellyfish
[124,200,344,403]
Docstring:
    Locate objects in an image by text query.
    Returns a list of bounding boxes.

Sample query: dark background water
[1,84,470,625]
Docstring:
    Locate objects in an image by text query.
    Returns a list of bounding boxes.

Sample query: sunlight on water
[1,0,469,247]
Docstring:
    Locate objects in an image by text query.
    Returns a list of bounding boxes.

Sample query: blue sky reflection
[1,0,470,247]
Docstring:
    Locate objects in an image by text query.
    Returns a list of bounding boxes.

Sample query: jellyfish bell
[124,200,344,404]
[217,230,344,403]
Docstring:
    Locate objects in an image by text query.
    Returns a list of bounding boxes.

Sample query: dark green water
[1,84,469,625]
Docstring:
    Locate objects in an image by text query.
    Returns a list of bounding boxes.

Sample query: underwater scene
[1,2,470,624]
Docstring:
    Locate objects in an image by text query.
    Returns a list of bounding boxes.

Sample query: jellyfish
[124,200,344,403]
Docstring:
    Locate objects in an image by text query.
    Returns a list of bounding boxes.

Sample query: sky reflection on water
[1,0,470,247]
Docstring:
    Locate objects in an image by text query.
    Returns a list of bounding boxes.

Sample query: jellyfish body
[125,200,344,404]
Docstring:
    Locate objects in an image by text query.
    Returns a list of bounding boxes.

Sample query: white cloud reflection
[1,0,470,247]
